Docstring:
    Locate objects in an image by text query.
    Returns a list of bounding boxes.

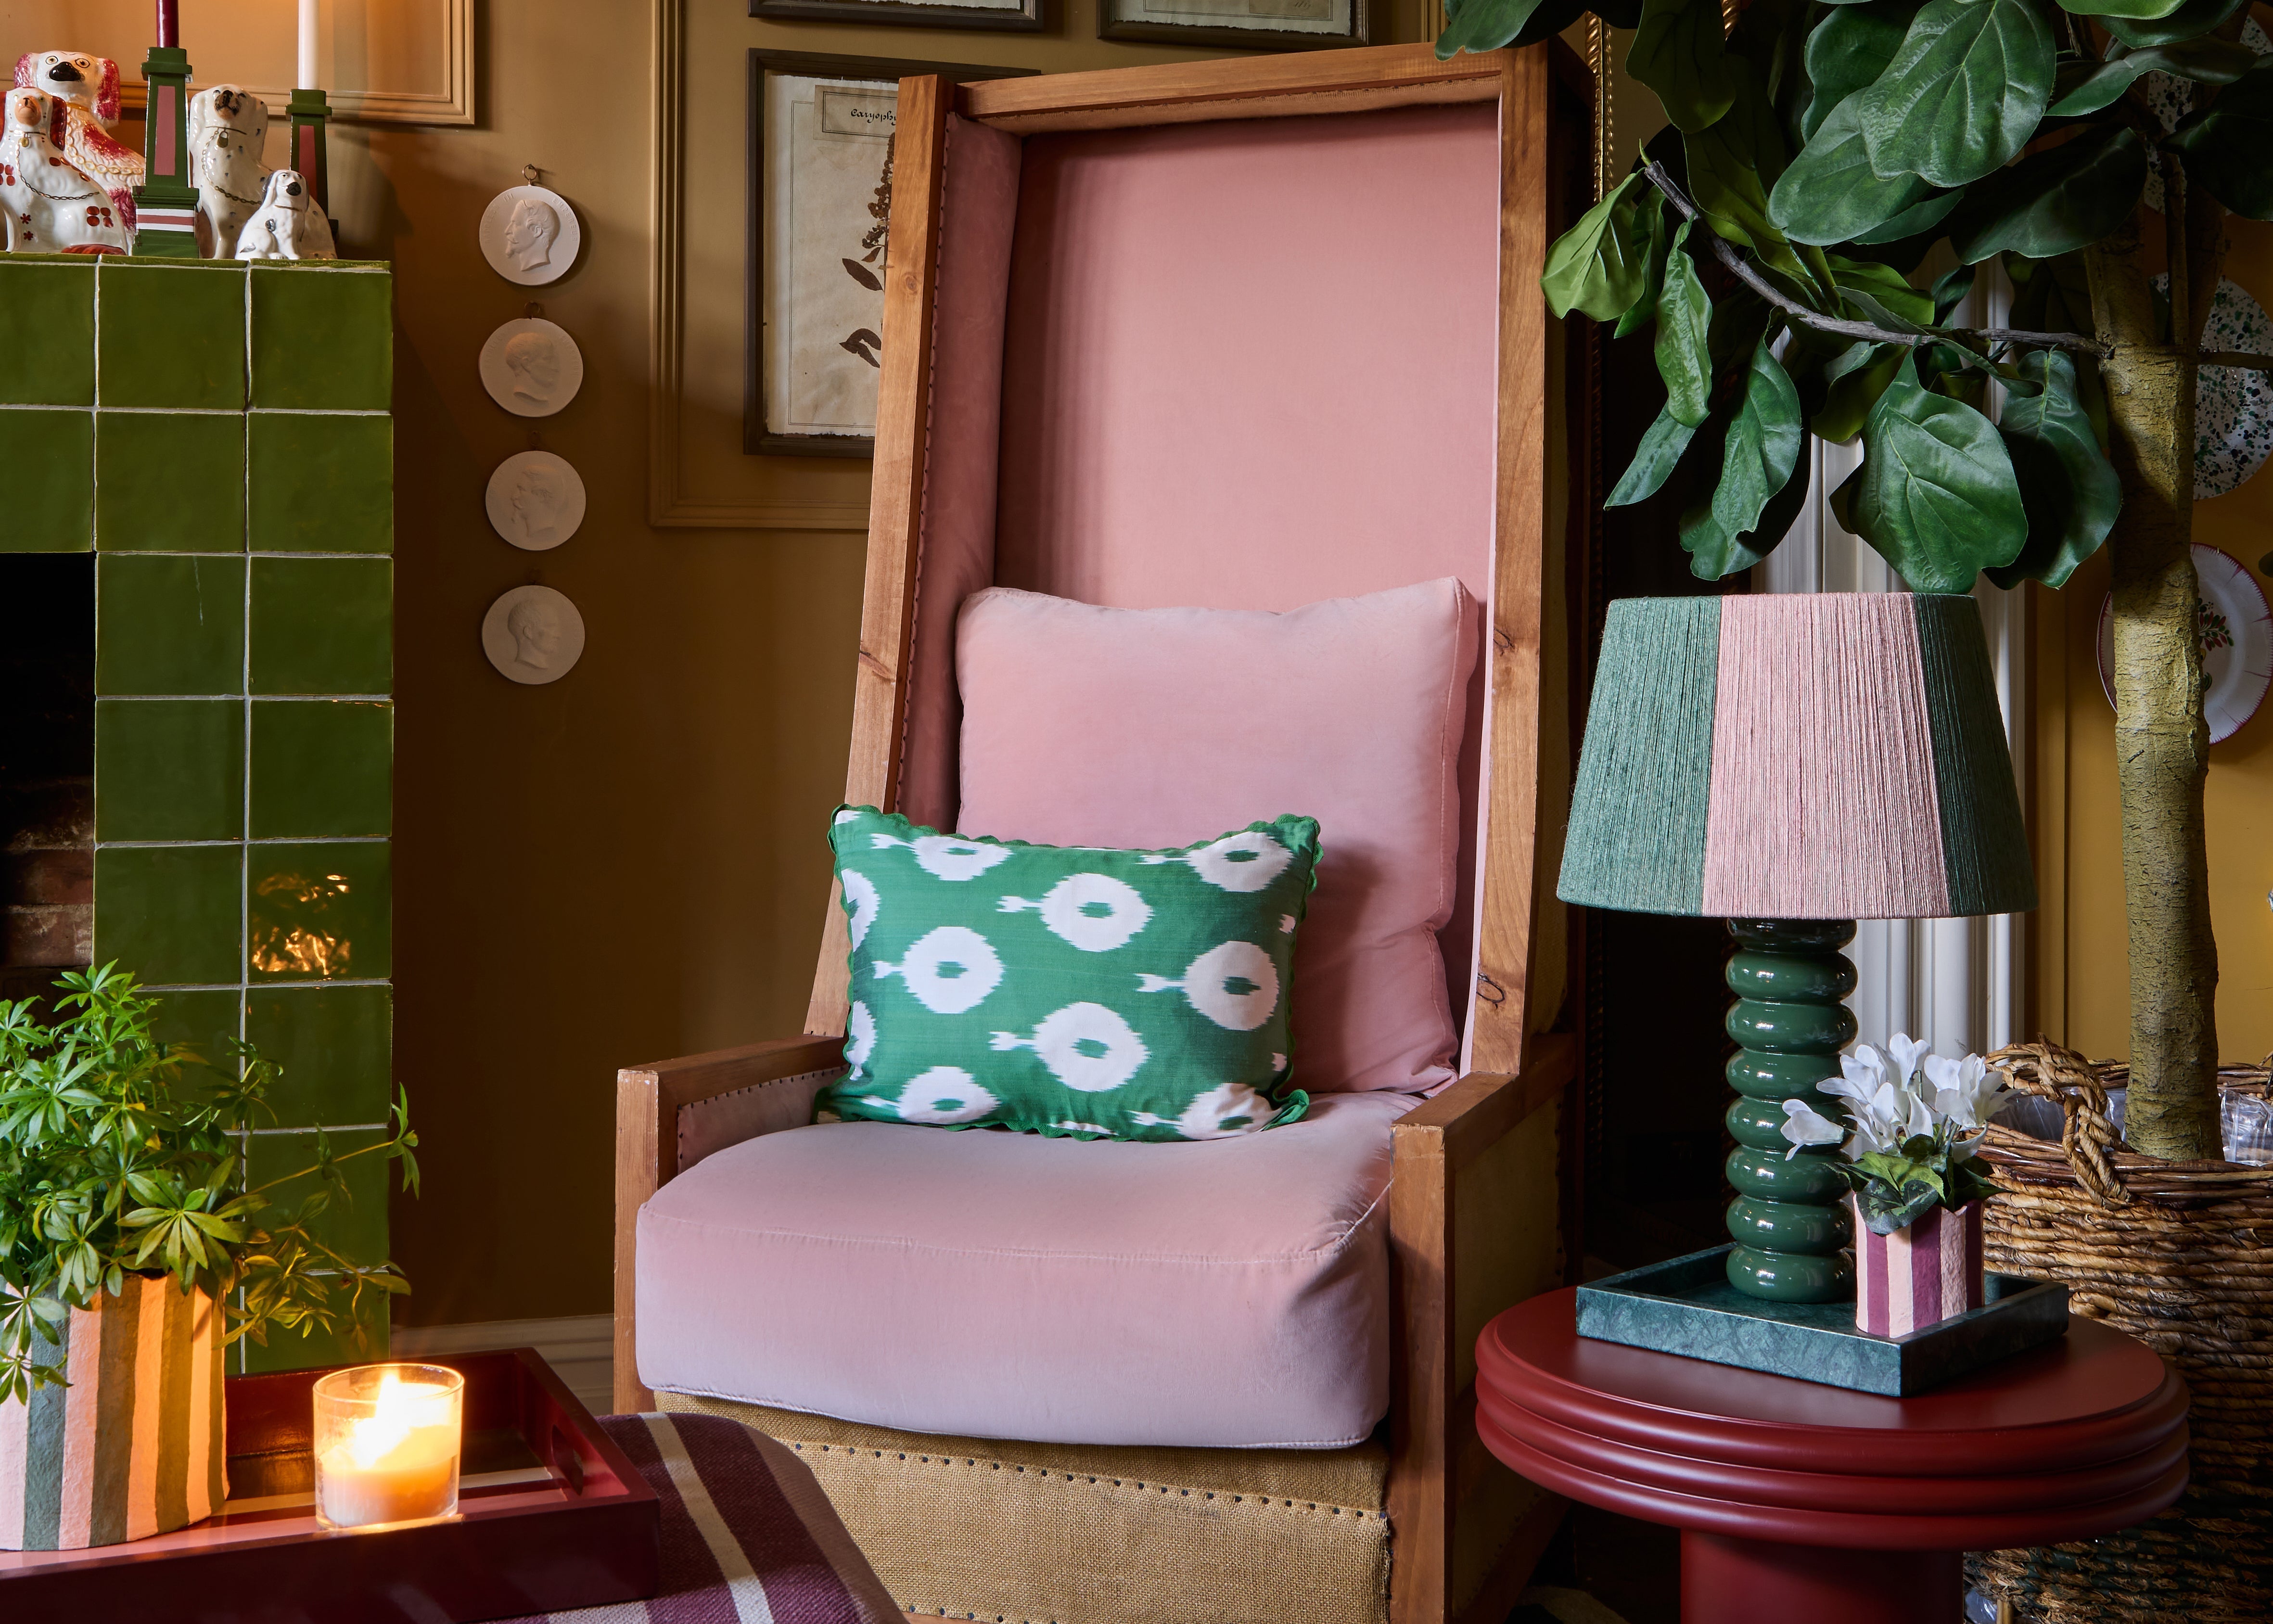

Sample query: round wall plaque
[485,451,587,551]
[483,585,587,685]
[479,183,581,287]
[479,318,584,419]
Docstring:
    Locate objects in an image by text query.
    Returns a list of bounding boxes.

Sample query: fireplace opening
[1,553,94,1001]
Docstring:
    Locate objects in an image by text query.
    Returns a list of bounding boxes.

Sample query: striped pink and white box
[1854,1198,1986,1339]
[0,1278,225,1550]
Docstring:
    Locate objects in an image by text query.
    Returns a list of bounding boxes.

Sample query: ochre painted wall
[2031,216,2273,1069]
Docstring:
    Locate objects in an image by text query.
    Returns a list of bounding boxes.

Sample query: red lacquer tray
[0,1348,660,1623]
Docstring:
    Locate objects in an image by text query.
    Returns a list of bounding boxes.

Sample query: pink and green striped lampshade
[1558,593,2036,921]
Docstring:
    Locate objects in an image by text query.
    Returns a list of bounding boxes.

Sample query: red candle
[157,0,179,48]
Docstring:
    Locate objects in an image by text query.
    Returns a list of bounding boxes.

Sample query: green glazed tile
[149,987,244,1064]
[247,414,392,554]
[95,699,243,842]
[96,553,244,694]
[96,260,247,410]
[93,844,243,987]
[0,259,95,406]
[245,984,392,1127]
[245,1127,391,1267]
[249,840,390,982]
[1,409,94,553]
[249,557,390,695]
[250,266,392,411]
[95,412,246,552]
[241,1252,390,1374]
[249,700,391,838]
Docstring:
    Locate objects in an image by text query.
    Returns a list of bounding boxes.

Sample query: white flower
[1924,1052,2010,1132]
[1886,1032,1933,1086]
[1822,1046,1888,1108]
[1779,1098,1848,1159]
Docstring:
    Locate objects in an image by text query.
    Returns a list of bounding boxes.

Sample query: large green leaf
[1850,355,2027,590]
[1656,222,1716,425]
[1851,186,1965,245]
[2047,38,2260,114]
[1608,405,1702,506]
[2004,249,2093,336]
[1771,96,1944,243]
[1801,0,1923,140]
[1685,78,1834,305]
[1543,172,1657,321]
[1680,340,1807,578]
[1828,254,1936,324]
[2103,0,2245,45]
[1433,0,1585,58]
[1854,0,2056,188]
[1986,350,2122,589]
[1813,340,1907,442]
[1629,0,1739,131]
[1614,190,1671,340]
[2167,61,2273,220]
[1948,127,2146,262]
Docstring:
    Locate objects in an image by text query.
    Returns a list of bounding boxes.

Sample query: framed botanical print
[1096,0,1366,49]
[746,51,1028,459]
[750,0,1045,36]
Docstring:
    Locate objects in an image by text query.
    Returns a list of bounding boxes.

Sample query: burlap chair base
[657,1392,1395,1624]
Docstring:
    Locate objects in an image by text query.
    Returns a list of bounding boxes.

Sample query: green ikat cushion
[816,806,1319,1142]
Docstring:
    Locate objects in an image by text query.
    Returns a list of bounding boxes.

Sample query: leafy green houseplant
[1447,0,2272,1159]
[0,964,418,1403]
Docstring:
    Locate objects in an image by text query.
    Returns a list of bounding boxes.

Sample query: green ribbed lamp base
[1723,920,1857,1303]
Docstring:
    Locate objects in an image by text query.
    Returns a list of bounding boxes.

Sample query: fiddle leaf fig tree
[1443,0,2273,1159]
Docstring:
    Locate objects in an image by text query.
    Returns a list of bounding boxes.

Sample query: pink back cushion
[956,579,1480,1094]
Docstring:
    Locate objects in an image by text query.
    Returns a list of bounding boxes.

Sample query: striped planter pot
[0,1278,226,1550]
[1854,1198,1986,1337]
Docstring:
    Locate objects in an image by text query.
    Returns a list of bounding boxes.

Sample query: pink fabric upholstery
[956,580,1478,1094]
[897,115,1022,832]
[636,1091,1416,1449]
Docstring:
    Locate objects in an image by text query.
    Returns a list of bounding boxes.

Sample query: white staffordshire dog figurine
[12,51,139,230]
[188,86,270,260]
[234,168,336,261]
[1,88,128,254]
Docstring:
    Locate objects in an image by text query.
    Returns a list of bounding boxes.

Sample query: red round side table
[1476,1289,2189,1624]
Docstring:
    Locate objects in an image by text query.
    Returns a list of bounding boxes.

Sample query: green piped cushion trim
[1911,593,2038,917]
[1556,596,1722,916]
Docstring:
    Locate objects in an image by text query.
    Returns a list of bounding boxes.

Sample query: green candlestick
[287,87,332,217]
[130,44,200,257]
[1722,919,1857,1303]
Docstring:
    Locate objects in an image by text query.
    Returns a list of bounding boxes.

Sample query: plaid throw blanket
[503,1413,901,1624]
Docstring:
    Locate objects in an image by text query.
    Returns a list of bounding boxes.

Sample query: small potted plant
[1780,1035,2011,1338]
[0,964,417,1551]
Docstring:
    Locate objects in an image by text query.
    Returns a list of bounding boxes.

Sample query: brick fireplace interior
[0,553,93,1003]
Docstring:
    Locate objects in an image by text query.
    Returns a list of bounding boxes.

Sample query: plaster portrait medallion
[478,184,581,286]
[483,585,587,685]
[479,318,584,418]
[484,451,587,552]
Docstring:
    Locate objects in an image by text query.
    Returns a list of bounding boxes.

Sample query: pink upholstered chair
[614,42,1593,1624]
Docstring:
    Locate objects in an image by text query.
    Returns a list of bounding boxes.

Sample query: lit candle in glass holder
[312,1364,465,1529]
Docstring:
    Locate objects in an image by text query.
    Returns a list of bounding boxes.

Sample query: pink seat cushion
[636,1091,1414,1449]
[955,579,1479,1094]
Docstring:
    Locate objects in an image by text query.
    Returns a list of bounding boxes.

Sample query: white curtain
[1755,265,2027,1060]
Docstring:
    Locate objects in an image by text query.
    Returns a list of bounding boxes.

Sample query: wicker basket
[1967,1042,2273,1624]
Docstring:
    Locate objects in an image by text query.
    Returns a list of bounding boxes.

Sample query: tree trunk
[2085,219,2222,1162]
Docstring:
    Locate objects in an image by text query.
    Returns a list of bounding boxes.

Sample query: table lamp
[1559,592,2036,1303]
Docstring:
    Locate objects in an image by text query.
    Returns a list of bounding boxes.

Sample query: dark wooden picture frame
[1095,0,1366,50]
[750,0,1045,35]
[745,50,1030,460]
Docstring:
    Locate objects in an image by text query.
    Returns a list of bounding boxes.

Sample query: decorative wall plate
[2098,545,2273,744]
[479,184,581,286]
[479,318,584,418]
[2193,278,2273,500]
[484,451,586,551]
[483,585,586,684]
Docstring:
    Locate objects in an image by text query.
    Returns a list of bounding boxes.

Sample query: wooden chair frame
[617,41,1592,1624]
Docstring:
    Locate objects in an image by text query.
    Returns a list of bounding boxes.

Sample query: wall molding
[392,1314,616,1418]
[649,0,872,530]
[111,0,477,128]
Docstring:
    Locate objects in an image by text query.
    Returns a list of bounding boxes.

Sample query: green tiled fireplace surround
[1,256,395,1374]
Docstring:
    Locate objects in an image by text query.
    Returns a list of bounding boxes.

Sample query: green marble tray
[1575,1245,2070,1396]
